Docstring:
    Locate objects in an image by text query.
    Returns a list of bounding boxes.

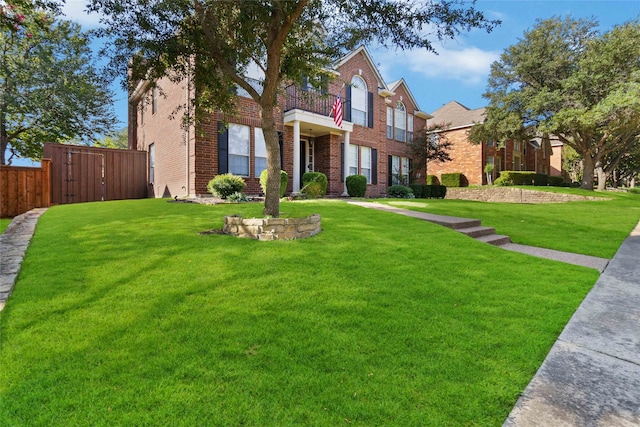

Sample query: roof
[388,78,423,113]
[337,46,387,90]
[427,101,486,129]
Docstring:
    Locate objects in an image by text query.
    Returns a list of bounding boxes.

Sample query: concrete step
[456,225,496,238]
[475,234,511,246]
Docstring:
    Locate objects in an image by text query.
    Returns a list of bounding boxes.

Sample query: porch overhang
[284,109,353,136]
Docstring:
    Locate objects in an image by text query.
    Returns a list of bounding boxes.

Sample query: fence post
[41,158,51,207]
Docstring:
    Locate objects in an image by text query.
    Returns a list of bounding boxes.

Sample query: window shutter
[278,131,284,170]
[387,155,393,186]
[344,85,352,122]
[218,122,228,174]
[372,149,378,184]
[341,143,345,182]
[367,91,374,128]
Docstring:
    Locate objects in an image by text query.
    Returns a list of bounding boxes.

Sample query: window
[394,101,406,142]
[254,128,267,177]
[407,114,414,143]
[228,124,250,176]
[350,76,367,127]
[401,156,409,185]
[391,155,401,185]
[361,146,372,183]
[140,104,145,125]
[487,139,494,147]
[148,143,155,184]
[348,144,359,176]
[386,106,393,139]
[152,87,158,115]
[514,140,521,151]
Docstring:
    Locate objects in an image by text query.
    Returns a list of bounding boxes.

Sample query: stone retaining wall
[445,187,609,203]
[223,214,321,240]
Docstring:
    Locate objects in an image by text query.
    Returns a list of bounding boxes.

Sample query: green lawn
[0,197,614,425]
[379,188,640,258]
[0,218,11,234]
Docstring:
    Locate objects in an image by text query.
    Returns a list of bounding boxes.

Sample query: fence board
[43,143,147,206]
[0,159,51,218]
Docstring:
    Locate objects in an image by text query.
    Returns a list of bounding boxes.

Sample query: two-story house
[128,46,432,198]
[426,101,551,185]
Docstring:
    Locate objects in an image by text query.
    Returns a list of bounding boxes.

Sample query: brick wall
[427,127,483,185]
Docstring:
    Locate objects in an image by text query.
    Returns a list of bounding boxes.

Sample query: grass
[0,197,613,425]
[379,187,640,258]
[0,218,11,234]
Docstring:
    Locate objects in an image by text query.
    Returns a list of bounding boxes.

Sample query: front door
[299,138,315,183]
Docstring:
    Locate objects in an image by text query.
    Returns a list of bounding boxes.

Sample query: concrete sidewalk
[504,221,640,426]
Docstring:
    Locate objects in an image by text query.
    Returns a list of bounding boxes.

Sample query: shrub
[302,172,328,198]
[426,175,439,185]
[628,188,640,195]
[547,176,565,187]
[409,184,426,198]
[259,169,288,197]
[387,185,414,198]
[441,173,464,187]
[207,173,246,199]
[425,185,447,199]
[346,175,367,197]
[494,171,549,186]
[227,192,248,202]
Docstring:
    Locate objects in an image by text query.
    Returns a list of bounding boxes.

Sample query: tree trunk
[260,104,281,218]
[595,163,607,191]
[581,155,595,190]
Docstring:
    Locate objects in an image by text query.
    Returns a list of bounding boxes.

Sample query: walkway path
[0,208,47,311]
[347,200,609,271]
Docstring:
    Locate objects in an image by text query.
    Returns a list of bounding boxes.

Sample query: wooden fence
[0,160,51,218]
[43,143,147,205]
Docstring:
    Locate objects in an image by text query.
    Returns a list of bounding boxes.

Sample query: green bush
[494,171,549,186]
[547,176,565,187]
[227,192,248,202]
[302,172,328,198]
[346,175,367,197]
[425,185,447,199]
[409,184,426,198]
[259,169,288,197]
[628,188,640,195]
[387,185,414,198]
[441,173,464,188]
[426,175,439,185]
[207,173,246,199]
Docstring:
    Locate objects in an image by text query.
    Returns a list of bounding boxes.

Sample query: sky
[12,0,640,166]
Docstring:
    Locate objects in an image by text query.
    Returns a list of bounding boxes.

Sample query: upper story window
[487,139,494,147]
[514,140,521,151]
[394,101,406,142]
[386,106,393,139]
[350,75,367,127]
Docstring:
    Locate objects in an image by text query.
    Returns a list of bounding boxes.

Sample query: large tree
[470,17,640,190]
[90,0,499,217]
[0,4,117,165]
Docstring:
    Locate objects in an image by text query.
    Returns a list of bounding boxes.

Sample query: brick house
[426,101,551,185]
[129,46,432,198]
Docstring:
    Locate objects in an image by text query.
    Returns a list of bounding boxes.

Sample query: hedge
[259,169,288,197]
[426,175,439,185]
[441,173,464,187]
[346,175,367,197]
[302,172,328,198]
[409,184,447,199]
[495,171,549,186]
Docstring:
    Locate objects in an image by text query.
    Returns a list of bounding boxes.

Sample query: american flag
[331,95,343,128]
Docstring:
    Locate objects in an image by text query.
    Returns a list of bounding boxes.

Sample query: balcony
[284,85,348,116]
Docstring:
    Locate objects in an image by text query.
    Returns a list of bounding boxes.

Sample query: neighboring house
[426,101,551,185]
[129,46,432,198]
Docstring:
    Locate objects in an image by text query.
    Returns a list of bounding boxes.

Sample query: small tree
[407,124,454,181]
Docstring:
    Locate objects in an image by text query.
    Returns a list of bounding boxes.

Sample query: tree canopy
[90,0,499,216]
[469,16,640,190]
[0,4,117,165]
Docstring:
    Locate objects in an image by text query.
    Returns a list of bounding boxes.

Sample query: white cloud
[61,0,103,28]
[378,45,500,86]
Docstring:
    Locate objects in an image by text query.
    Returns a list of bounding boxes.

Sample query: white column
[342,130,350,196]
[293,120,301,193]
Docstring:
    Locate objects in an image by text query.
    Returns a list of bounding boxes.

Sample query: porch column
[342,130,351,196]
[293,120,301,192]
